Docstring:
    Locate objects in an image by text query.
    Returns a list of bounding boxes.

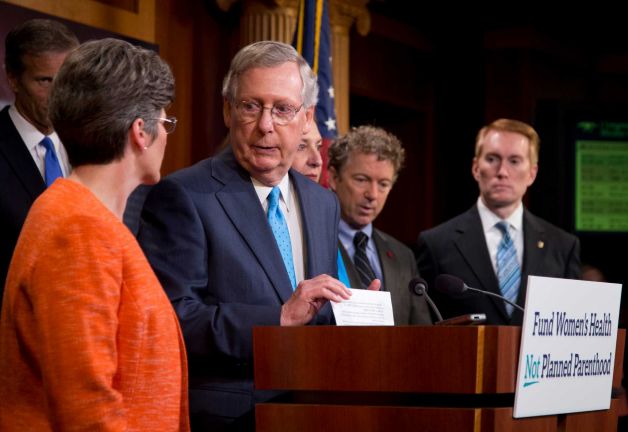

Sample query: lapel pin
[386,250,394,259]
[537,241,544,249]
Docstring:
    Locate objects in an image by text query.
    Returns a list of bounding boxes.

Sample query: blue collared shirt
[338,219,384,290]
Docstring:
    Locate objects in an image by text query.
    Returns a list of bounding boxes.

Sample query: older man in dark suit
[417,119,581,325]
[138,41,377,431]
[328,125,432,325]
[0,19,78,303]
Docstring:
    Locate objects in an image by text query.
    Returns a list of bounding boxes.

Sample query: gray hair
[222,40,318,108]
[49,38,174,167]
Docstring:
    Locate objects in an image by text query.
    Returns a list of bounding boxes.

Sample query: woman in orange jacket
[0,38,189,431]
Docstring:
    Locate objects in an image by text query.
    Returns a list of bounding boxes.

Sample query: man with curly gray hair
[328,125,432,325]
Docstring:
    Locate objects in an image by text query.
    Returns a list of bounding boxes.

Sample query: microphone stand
[464,286,525,313]
[423,294,443,322]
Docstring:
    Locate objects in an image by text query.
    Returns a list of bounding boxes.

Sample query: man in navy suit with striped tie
[417,119,581,325]
[0,19,78,303]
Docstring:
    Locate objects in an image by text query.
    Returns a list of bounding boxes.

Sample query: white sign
[513,276,622,418]
[331,288,394,326]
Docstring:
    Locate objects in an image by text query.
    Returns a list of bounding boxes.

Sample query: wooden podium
[253,326,625,432]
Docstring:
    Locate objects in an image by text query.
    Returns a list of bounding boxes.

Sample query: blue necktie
[496,221,521,316]
[267,187,296,289]
[40,136,63,187]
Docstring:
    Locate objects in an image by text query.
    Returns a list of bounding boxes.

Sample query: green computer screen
[575,121,628,232]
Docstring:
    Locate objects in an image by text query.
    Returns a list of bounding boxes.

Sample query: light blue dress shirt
[338,219,384,290]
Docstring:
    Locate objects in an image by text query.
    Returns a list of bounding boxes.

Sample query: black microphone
[408,276,443,322]
[434,274,524,313]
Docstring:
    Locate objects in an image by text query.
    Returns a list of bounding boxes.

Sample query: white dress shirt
[477,197,524,274]
[9,105,71,179]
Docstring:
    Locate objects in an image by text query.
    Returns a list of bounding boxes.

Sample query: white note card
[332,288,394,326]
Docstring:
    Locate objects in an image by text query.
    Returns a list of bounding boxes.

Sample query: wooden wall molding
[3,0,156,43]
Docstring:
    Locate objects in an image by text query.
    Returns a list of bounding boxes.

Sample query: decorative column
[215,0,299,45]
[328,0,369,135]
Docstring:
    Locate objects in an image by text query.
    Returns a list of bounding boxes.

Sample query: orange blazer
[0,179,189,431]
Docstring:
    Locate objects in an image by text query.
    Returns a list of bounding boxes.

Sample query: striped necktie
[267,187,296,290]
[40,136,63,187]
[495,221,521,315]
[353,231,376,289]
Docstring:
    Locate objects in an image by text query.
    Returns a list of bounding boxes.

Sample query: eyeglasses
[234,100,303,126]
[155,116,177,134]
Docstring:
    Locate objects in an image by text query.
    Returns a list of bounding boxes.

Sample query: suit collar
[211,147,248,185]
[476,197,524,232]
[454,205,510,319]
[504,209,547,323]
[453,206,497,293]
[0,106,46,199]
[338,243,359,289]
[372,229,399,292]
[251,174,293,212]
[339,220,373,238]
[212,148,294,303]
[463,205,544,322]
[338,229,397,291]
[211,149,324,302]
[291,170,324,279]
[338,220,375,257]
[522,209,546,283]
[8,105,57,152]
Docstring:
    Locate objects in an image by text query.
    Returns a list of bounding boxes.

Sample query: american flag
[293,0,337,187]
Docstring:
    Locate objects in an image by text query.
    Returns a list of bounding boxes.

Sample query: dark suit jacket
[0,106,46,305]
[137,149,339,425]
[416,205,581,325]
[339,229,432,325]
